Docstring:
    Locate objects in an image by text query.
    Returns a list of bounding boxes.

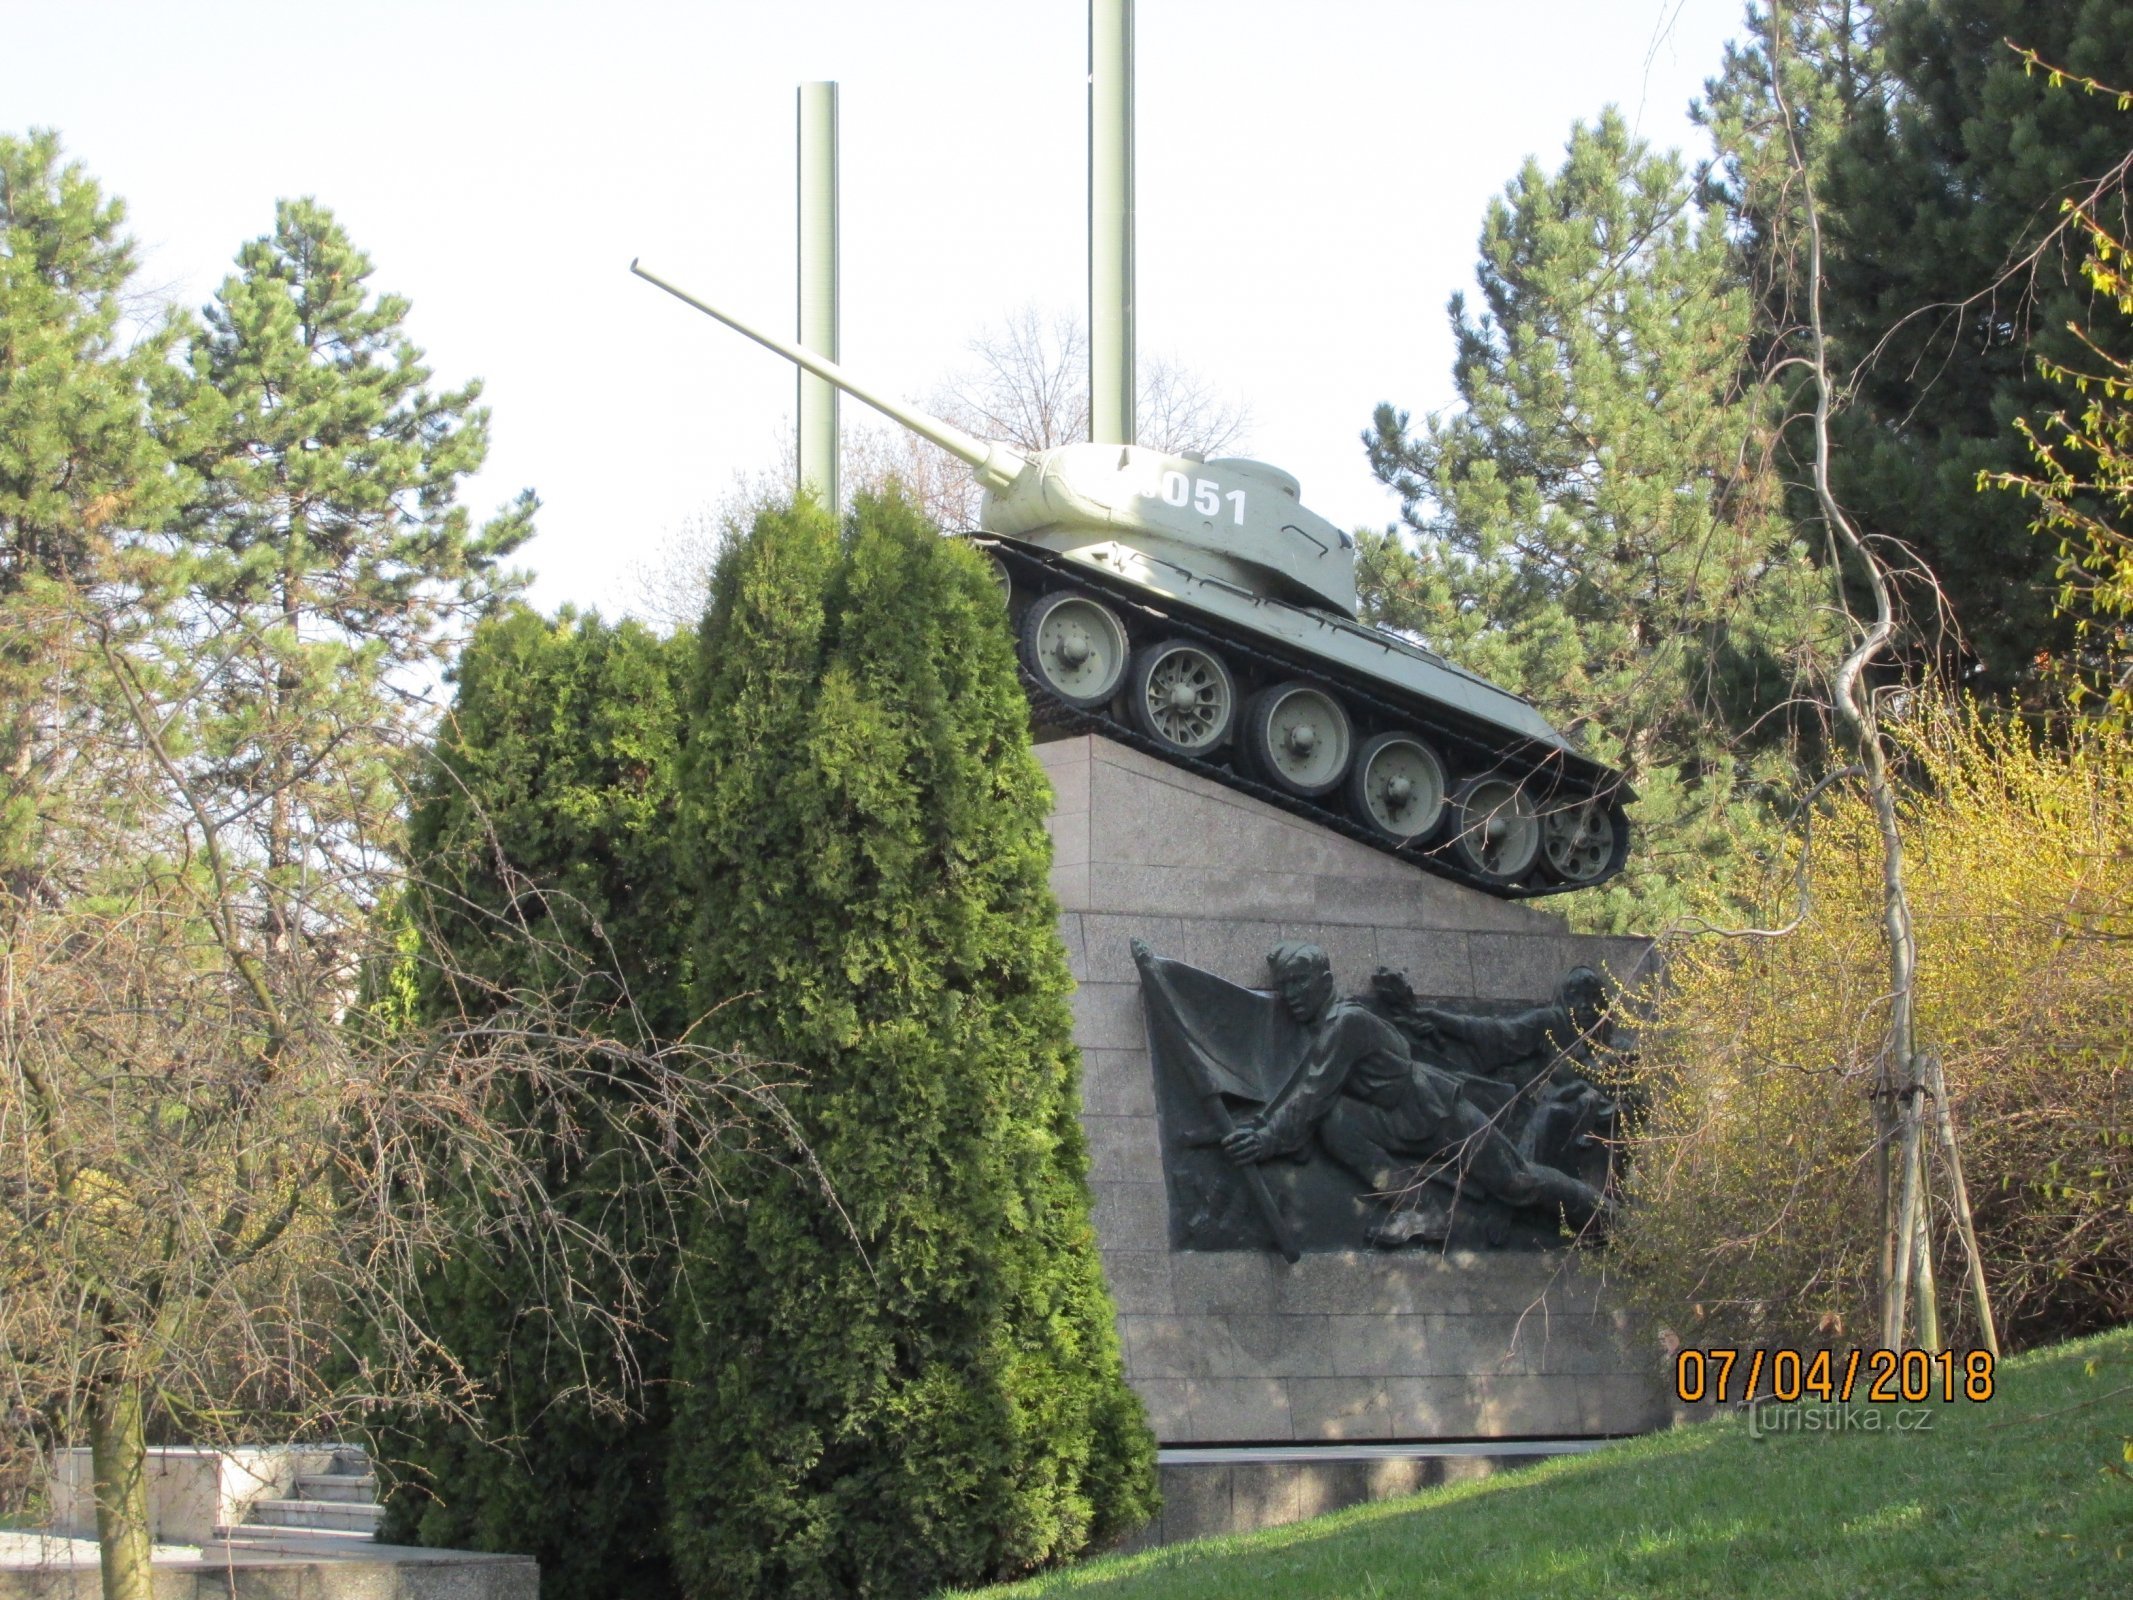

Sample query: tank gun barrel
[630,260,1030,492]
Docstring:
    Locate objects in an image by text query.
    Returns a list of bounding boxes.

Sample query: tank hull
[980,534,1630,899]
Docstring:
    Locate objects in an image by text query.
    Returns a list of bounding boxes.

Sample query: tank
[633,261,1632,898]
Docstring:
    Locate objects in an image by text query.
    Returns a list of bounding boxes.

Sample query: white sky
[8,0,1744,620]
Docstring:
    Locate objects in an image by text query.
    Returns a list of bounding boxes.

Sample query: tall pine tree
[1362,111,1833,932]
[1699,1,1889,326]
[664,491,1156,1599]
[0,130,182,877]
[1811,0,2133,689]
[171,197,534,963]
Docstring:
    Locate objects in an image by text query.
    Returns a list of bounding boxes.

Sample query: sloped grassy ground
[965,1328,2133,1600]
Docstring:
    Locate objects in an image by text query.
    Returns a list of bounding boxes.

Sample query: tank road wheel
[1019,589,1130,711]
[1348,732,1449,846]
[1447,775,1542,885]
[1245,681,1353,799]
[1128,640,1236,756]
[1541,794,1630,886]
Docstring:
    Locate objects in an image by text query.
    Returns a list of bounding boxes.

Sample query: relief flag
[1130,938,1302,1262]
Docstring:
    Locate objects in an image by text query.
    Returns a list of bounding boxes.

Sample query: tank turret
[634,261,1631,897]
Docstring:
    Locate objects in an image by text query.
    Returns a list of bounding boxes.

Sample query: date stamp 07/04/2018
[1673,1346,1997,1407]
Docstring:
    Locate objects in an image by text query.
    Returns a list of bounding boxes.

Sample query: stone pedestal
[1038,734,1671,1541]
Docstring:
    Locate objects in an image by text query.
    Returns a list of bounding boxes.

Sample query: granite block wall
[1038,734,1670,1445]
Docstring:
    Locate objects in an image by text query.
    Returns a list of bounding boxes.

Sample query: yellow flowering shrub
[1613,699,2133,1351]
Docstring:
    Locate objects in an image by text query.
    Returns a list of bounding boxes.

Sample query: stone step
[213,1521,381,1545]
[244,1499,384,1534]
[295,1473,379,1504]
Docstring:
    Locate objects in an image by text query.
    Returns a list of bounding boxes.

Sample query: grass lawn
[969,1327,2133,1599]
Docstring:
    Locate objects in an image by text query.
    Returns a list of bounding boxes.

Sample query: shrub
[664,492,1156,1600]
[380,607,701,1600]
[1614,698,2133,1351]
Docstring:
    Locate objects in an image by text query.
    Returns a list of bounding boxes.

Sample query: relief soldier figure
[1368,965,1622,1176]
[1134,938,1615,1252]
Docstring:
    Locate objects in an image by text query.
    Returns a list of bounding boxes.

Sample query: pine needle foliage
[1360,111,1832,935]
[1814,0,2133,691]
[0,129,184,876]
[665,491,1156,1600]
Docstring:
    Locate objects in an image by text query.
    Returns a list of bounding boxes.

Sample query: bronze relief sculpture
[1132,939,1621,1255]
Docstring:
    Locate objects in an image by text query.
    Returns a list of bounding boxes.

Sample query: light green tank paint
[631,261,1572,756]
[978,441,1356,616]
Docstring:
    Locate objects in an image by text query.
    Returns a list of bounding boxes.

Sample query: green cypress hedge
[665,492,1156,1599]
[382,606,697,1600]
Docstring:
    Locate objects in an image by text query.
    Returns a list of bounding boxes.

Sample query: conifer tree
[1362,111,1832,932]
[0,130,181,875]
[665,492,1156,1600]
[0,131,179,592]
[1698,1,1888,331]
[171,197,534,963]
[1809,0,2133,688]
[382,607,700,1600]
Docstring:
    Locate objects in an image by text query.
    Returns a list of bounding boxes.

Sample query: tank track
[981,539,1627,901]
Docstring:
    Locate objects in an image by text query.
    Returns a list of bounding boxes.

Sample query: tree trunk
[1863,769,1923,1350]
[89,1377,154,1600]
[1884,1091,1925,1347]
[1925,1053,2000,1355]
[1912,1141,1941,1354]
